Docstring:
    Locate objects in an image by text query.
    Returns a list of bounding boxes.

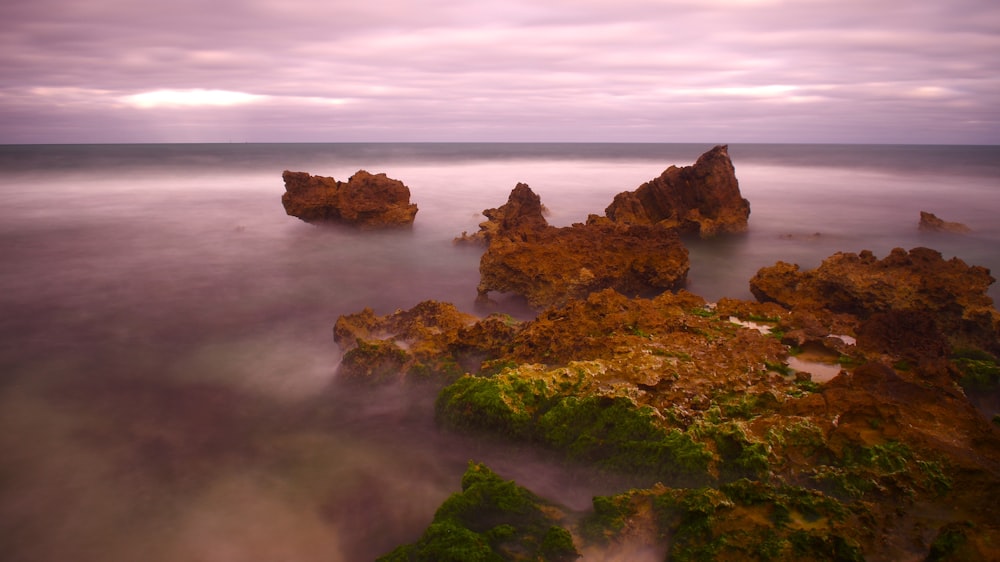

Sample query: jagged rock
[339,243,1000,561]
[333,300,477,383]
[749,247,1000,356]
[605,145,750,237]
[919,211,971,233]
[281,169,418,228]
[475,184,690,309]
[454,182,548,245]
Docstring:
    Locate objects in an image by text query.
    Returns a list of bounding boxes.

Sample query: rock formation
[281,169,418,228]
[333,300,478,383]
[322,153,1000,560]
[471,184,689,309]
[454,182,548,245]
[750,247,1000,356]
[919,211,971,233]
[604,145,750,237]
[380,463,579,562]
[336,280,1000,561]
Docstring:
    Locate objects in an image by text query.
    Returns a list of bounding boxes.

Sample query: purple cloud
[1,0,997,143]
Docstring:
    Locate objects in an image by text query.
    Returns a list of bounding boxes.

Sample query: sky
[1,0,998,144]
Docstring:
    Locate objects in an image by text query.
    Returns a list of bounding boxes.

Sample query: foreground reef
[327,147,1000,561]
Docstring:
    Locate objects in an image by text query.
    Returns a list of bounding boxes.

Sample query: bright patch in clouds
[122,89,267,108]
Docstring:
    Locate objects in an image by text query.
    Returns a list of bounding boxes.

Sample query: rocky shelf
[323,146,1000,561]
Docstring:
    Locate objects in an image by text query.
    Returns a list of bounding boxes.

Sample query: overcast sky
[2,0,998,144]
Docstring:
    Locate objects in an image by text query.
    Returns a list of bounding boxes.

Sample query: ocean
[1,143,998,560]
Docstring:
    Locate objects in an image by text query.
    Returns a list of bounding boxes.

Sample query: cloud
[121,90,268,108]
[1,0,998,142]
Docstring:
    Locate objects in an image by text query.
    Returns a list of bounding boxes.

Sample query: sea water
[1,143,998,560]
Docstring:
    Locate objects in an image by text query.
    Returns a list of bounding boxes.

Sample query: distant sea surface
[2,143,998,561]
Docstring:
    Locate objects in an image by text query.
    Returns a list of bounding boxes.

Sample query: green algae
[927,521,975,561]
[691,420,771,480]
[952,353,1000,392]
[689,306,717,318]
[651,480,862,562]
[807,440,953,500]
[578,495,633,542]
[538,395,711,478]
[378,463,578,562]
[437,372,712,482]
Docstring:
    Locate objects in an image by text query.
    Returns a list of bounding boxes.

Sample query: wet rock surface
[473,184,690,309]
[604,144,750,237]
[750,247,1000,356]
[324,152,998,560]
[459,146,754,309]
[454,182,548,245]
[281,169,418,228]
[335,245,1000,561]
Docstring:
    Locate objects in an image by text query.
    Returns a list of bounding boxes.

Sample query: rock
[281,169,418,228]
[604,145,750,237]
[750,247,1000,356]
[454,182,548,245]
[475,184,690,309]
[341,280,1000,560]
[333,300,477,383]
[378,463,579,562]
[919,211,971,233]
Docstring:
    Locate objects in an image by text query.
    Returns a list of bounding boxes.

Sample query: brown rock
[475,186,690,308]
[454,182,548,245]
[281,169,418,228]
[750,247,1000,356]
[919,211,971,233]
[333,300,477,383]
[605,145,750,237]
[855,310,950,364]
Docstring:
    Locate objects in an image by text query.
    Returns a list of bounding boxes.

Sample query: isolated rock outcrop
[454,182,548,245]
[919,211,971,233]
[605,145,750,237]
[281,170,418,228]
[472,184,689,309]
[750,247,1000,356]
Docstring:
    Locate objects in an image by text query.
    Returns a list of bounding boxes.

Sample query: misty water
[1,143,998,561]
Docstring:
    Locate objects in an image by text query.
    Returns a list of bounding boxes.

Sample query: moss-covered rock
[437,370,713,483]
[377,463,579,562]
[651,480,864,562]
[342,247,1000,561]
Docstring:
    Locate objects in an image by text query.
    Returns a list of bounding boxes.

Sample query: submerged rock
[377,463,579,562]
[604,145,750,237]
[281,169,418,228]
[919,211,971,233]
[333,300,478,383]
[474,184,690,309]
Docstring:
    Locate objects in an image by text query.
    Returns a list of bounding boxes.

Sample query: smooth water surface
[1,143,998,561]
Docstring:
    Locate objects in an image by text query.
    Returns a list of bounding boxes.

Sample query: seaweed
[652,481,861,562]
[378,463,578,562]
[437,373,712,482]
